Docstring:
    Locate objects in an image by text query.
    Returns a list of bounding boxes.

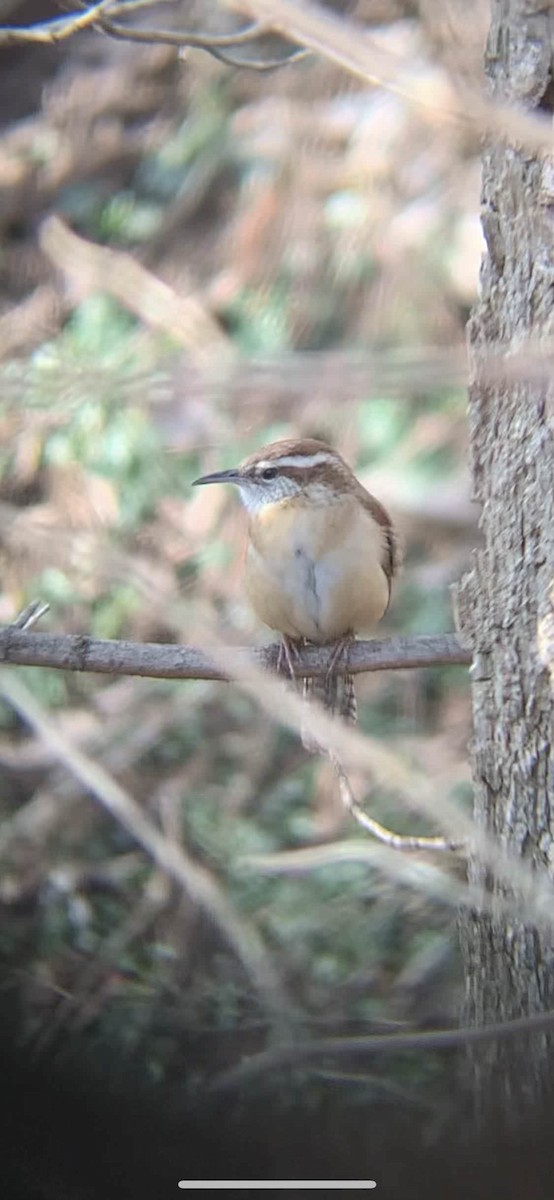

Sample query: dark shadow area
[2,989,554,1200]
[0,1,65,126]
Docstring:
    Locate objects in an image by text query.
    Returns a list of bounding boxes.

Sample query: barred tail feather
[301,670,357,753]
[340,671,357,726]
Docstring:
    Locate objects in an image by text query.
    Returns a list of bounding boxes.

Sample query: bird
[193,437,400,750]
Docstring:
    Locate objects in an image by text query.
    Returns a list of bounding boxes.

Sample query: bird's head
[193,438,350,513]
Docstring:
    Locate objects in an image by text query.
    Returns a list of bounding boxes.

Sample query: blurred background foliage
[0,0,484,1099]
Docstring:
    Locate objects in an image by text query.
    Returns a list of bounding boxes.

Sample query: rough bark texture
[455,0,554,1121]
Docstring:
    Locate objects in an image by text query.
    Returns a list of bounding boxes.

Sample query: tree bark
[455,0,554,1121]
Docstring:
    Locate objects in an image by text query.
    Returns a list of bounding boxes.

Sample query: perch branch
[0,614,471,857]
[0,628,471,680]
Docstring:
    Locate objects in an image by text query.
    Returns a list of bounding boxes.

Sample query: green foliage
[98,194,164,245]
[358,397,410,462]
[225,283,292,355]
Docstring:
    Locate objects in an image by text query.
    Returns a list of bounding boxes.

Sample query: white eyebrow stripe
[254,452,336,471]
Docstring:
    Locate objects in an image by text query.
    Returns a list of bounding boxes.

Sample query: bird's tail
[301,641,357,753]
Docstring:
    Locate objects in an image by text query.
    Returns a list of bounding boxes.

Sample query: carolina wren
[193,438,399,746]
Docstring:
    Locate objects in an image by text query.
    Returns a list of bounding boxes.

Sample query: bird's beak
[192,468,240,487]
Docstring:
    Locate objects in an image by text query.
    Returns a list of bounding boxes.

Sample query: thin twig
[0,0,305,68]
[98,14,307,67]
[211,1006,554,1094]
[242,840,470,903]
[0,627,471,679]
[97,15,267,48]
[10,600,50,632]
[242,835,554,931]
[329,751,463,852]
[232,0,554,152]
[0,0,115,43]
[1,0,552,153]
[205,43,308,70]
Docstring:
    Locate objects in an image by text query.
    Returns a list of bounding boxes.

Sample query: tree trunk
[455,0,554,1121]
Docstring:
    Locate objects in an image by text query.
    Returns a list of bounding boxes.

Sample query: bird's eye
[261,467,278,481]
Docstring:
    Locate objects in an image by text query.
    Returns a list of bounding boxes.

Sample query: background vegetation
[0,0,483,1109]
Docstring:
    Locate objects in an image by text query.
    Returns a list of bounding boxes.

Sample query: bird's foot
[276,633,304,682]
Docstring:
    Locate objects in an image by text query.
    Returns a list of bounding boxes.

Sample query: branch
[329,750,463,852]
[0,0,115,43]
[212,1006,554,1094]
[1,0,552,148]
[0,0,305,68]
[233,0,554,152]
[0,628,471,681]
[96,12,307,69]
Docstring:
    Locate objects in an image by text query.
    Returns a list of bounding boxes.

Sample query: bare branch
[0,627,471,680]
[0,619,474,856]
[241,841,554,932]
[97,14,266,49]
[10,600,51,632]
[203,42,308,70]
[329,751,463,852]
[0,0,115,43]
[242,841,470,903]
[212,1006,554,1094]
[0,0,306,68]
[0,0,551,150]
[6,619,554,923]
[232,0,554,152]
[119,14,267,47]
